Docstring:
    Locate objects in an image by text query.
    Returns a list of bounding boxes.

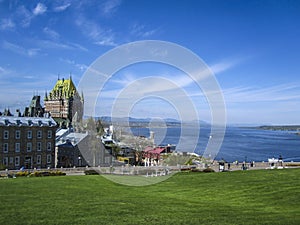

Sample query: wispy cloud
[0,66,12,75]
[35,39,87,51]
[43,27,60,40]
[33,3,47,16]
[16,5,33,27]
[94,36,118,47]
[60,58,88,72]
[53,3,71,12]
[75,15,118,46]
[130,23,159,38]
[107,58,239,97]
[15,3,47,27]
[0,18,15,30]
[2,41,40,57]
[223,83,300,103]
[101,0,122,16]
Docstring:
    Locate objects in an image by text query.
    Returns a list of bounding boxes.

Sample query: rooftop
[0,116,57,127]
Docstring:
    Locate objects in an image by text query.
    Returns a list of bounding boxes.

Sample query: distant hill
[99,116,210,128]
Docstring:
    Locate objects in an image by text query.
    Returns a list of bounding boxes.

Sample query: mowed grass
[0,169,299,225]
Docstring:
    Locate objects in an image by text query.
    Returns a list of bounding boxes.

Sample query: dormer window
[16,120,22,126]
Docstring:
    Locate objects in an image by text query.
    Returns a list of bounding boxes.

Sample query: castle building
[0,116,57,170]
[44,77,84,128]
[23,95,44,117]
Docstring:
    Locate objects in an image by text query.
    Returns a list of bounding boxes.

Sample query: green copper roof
[48,77,78,99]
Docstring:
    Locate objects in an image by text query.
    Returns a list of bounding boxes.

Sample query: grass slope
[0,169,299,225]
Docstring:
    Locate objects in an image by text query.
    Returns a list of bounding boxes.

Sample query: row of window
[2,142,52,153]
[2,155,52,166]
[3,130,53,139]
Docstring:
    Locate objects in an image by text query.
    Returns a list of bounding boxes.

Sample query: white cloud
[33,3,47,15]
[95,37,117,47]
[0,66,11,75]
[0,18,15,30]
[2,41,42,57]
[75,15,118,46]
[16,3,47,27]
[130,23,159,38]
[60,58,88,72]
[35,39,84,51]
[223,83,300,103]
[101,0,122,16]
[43,27,60,40]
[53,3,71,12]
[17,5,33,27]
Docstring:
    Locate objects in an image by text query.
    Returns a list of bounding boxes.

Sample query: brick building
[44,77,84,128]
[0,116,57,170]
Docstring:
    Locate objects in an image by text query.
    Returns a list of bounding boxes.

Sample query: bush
[191,168,202,172]
[202,167,215,173]
[84,170,99,175]
[16,171,30,177]
[26,171,67,177]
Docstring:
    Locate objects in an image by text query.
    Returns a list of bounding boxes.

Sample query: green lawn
[0,169,299,225]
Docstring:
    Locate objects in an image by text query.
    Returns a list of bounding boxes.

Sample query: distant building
[0,116,57,170]
[0,108,13,117]
[44,77,84,128]
[56,129,112,168]
[24,95,45,117]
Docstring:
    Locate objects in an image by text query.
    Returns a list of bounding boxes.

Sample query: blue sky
[0,0,300,124]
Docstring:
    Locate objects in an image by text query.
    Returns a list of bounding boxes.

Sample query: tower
[44,77,84,128]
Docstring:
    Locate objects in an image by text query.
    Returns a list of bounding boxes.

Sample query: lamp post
[78,156,82,167]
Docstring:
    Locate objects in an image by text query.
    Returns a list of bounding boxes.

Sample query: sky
[0,0,300,125]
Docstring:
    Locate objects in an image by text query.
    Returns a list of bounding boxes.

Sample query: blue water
[129,126,300,162]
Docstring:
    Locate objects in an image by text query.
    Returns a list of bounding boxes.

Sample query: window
[15,143,20,152]
[47,142,52,151]
[3,130,9,139]
[47,130,52,138]
[15,130,20,139]
[37,142,42,151]
[27,143,32,152]
[3,157,8,166]
[9,157,14,164]
[37,130,42,139]
[3,143,8,153]
[37,155,41,164]
[27,130,32,139]
[15,156,20,166]
[47,154,51,164]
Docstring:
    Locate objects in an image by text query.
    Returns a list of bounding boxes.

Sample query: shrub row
[180,167,215,173]
[84,170,99,175]
[15,171,66,177]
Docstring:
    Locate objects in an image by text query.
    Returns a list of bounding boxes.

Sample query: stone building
[23,95,44,117]
[44,77,84,128]
[0,116,57,170]
[56,129,112,168]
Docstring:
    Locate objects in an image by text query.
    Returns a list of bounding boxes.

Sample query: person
[228,163,231,170]
[279,155,283,167]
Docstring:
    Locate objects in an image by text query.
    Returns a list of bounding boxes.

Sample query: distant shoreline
[244,125,300,133]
